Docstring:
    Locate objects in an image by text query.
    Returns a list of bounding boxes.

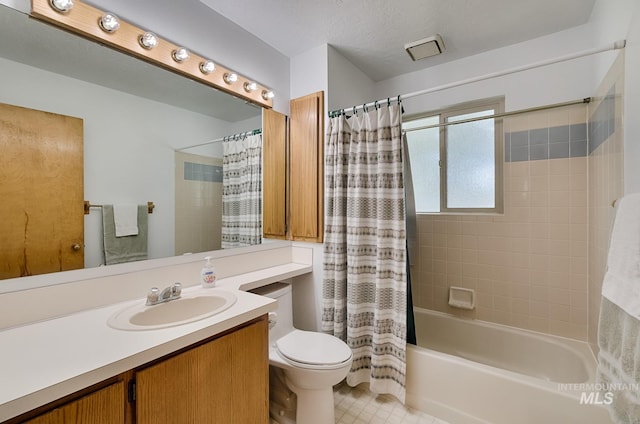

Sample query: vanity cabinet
[20,381,125,424]
[289,91,324,243]
[9,317,268,424]
[135,317,268,423]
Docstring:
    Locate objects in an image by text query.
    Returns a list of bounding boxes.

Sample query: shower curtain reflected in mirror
[221,134,262,249]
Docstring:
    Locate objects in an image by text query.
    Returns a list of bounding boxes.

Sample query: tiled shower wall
[174,151,223,255]
[412,104,593,341]
[588,54,624,353]
[412,53,624,343]
[412,105,588,340]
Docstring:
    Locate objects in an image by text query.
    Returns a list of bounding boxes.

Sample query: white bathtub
[406,308,613,424]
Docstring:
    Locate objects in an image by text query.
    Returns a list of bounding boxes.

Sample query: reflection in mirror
[175,128,263,255]
[175,146,225,255]
[0,4,263,284]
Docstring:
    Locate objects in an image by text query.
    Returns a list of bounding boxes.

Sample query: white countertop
[0,284,277,422]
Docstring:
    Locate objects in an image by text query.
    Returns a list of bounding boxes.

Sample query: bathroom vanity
[14,317,267,424]
[0,286,273,424]
[0,244,313,423]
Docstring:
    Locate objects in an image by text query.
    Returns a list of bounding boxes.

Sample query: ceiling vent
[404,34,445,61]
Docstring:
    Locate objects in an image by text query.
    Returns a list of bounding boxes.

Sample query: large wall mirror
[0,4,270,288]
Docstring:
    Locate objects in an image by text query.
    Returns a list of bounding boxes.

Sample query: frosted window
[402,98,502,214]
[446,110,495,208]
[403,116,439,213]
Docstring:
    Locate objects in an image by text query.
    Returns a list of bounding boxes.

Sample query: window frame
[404,97,504,214]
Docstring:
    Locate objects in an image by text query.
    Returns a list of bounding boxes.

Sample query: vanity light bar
[33,0,274,108]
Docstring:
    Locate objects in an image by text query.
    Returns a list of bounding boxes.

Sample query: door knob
[72,243,81,251]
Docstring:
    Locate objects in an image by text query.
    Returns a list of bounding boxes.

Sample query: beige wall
[174,151,223,255]
[588,53,625,353]
[412,52,626,345]
[412,103,591,341]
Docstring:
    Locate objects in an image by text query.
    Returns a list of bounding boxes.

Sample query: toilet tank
[249,282,294,343]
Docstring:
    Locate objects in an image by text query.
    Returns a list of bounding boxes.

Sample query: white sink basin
[107,290,237,331]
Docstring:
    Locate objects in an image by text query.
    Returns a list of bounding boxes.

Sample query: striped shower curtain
[221,134,262,249]
[322,103,408,402]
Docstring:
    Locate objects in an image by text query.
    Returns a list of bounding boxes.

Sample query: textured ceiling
[199,0,596,82]
[0,0,597,118]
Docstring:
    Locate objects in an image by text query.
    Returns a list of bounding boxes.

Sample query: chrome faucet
[146,282,182,306]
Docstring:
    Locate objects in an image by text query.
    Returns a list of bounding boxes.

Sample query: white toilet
[251,282,352,424]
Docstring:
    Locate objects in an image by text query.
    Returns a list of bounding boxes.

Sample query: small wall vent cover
[405,34,445,61]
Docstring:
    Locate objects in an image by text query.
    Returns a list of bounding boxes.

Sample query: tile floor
[333,383,450,424]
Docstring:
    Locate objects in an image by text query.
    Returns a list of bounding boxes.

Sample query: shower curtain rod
[328,40,626,117]
[174,128,262,152]
[403,97,592,133]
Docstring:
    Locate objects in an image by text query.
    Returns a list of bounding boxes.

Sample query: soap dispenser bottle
[201,256,217,288]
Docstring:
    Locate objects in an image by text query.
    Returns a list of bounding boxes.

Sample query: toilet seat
[275,330,352,370]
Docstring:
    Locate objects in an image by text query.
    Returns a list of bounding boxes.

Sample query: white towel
[113,204,139,237]
[601,192,640,319]
[597,298,640,423]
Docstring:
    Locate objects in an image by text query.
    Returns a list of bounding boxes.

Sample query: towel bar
[84,201,155,215]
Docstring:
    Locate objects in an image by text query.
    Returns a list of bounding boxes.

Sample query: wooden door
[289,91,324,242]
[135,318,268,424]
[0,102,84,279]
[262,108,287,239]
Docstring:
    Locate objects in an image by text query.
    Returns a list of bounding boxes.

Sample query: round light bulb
[223,73,238,84]
[244,81,258,92]
[50,0,73,12]
[99,13,120,33]
[172,47,190,63]
[199,60,216,74]
[139,32,158,49]
[261,90,275,100]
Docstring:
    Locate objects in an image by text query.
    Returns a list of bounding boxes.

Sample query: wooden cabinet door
[262,108,287,239]
[289,91,324,242]
[135,318,268,424]
[0,102,84,279]
[23,382,125,424]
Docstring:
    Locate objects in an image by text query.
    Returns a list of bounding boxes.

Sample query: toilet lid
[276,330,352,366]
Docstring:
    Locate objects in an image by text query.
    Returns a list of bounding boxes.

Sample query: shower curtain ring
[387,97,391,106]
[363,103,367,112]
[353,106,357,116]
[374,100,379,110]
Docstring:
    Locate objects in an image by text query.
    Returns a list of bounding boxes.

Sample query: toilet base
[286,378,335,424]
[269,401,296,424]
[269,367,297,424]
